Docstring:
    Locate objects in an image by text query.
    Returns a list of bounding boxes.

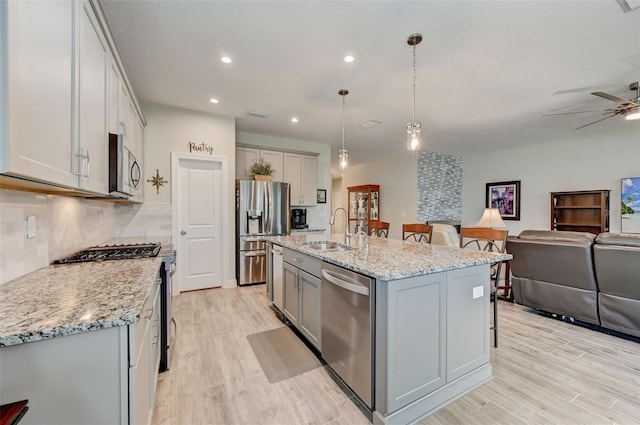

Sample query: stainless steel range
[54,242,176,372]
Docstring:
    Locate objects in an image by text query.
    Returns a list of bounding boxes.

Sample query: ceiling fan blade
[573,115,615,130]
[591,92,637,107]
[542,110,608,116]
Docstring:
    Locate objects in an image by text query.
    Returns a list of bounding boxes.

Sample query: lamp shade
[475,208,506,228]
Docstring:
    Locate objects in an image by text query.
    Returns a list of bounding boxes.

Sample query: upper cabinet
[236,147,284,181]
[77,1,109,194]
[284,153,317,206]
[0,0,145,198]
[1,0,78,188]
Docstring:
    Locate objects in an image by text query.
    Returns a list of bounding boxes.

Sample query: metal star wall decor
[147,169,168,194]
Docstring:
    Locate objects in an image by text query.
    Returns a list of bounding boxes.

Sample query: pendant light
[338,89,349,170]
[406,33,422,151]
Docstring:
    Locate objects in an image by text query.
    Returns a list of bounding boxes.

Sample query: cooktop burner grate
[54,243,161,264]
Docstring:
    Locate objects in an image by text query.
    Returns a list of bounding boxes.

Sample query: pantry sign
[187,141,214,155]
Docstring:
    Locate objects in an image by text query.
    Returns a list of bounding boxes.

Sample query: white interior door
[177,157,223,291]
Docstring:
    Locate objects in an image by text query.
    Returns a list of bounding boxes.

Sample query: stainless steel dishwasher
[321,262,375,409]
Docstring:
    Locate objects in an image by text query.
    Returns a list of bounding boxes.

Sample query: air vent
[359,120,382,129]
[247,111,270,118]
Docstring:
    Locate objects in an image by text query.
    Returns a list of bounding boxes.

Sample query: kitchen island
[267,234,511,425]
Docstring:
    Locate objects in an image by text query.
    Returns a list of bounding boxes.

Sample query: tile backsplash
[0,189,172,285]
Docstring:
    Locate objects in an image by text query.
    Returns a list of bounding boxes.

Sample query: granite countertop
[290,228,326,233]
[267,234,512,281]
[0,257,162,347]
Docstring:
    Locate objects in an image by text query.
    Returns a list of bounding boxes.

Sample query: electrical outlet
[27,216,36,239]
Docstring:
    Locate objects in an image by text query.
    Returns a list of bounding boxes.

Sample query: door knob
[181,230,186,235]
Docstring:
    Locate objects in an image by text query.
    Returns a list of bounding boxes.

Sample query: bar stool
[0,399,29,425]
[402,223,433,243]
[369,220,390,238]
[460,227,508,348]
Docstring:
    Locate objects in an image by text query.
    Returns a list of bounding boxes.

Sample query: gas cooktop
[53,243,161,264]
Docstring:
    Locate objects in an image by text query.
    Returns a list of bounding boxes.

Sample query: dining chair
[369,220,390,238]
[459,227,508,348]
[402,223,433,243]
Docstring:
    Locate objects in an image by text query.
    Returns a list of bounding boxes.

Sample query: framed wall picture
[317,189,327,204]
[622,177,640,233]
[486,180,521,220]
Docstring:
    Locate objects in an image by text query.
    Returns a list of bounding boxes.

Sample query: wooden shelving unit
[348,184,380,234]
[550,190,610,234]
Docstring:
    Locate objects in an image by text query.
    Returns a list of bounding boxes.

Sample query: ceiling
[100,1,640,175]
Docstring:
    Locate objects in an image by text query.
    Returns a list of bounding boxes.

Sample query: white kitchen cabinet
[236,147,284,181]
[108,57,122,135]
[284,153,317,206]
[77,0,109,194]
[1,0,78,188]
[1,0,144,197]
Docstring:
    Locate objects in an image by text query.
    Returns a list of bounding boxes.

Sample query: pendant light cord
[412,44,416,123]
[342,93,346,150]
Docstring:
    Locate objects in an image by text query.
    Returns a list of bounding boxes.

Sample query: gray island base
[266,235,510,425]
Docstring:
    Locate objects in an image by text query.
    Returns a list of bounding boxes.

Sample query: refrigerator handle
[265,183,271,234]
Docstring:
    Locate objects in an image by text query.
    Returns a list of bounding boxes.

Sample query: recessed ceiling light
[220,56,232,64]
[344,55,355,63]
[291,117,299,123]
[209,97,219,104]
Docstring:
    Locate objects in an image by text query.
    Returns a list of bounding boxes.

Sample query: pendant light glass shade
[338,89,349,170]
[406,33,422,152]
[406,121,421,151]
[338,149,348,170]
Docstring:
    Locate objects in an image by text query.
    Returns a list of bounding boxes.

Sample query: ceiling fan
[544,81,640,130]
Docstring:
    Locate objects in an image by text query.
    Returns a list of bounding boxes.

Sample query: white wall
[462,124,640,235]
[137,102,236,287]
[339,151,418,240]
[237,131,332,233]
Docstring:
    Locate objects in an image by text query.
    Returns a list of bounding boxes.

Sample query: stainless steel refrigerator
[236,180,290,285]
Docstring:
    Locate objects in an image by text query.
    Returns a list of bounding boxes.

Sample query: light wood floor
[152,285,640,425]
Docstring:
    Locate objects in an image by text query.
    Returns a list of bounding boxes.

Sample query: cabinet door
[107,58,121,135]
[77,1,109,194]
[284,153,302,205]
[119,82,130,138]
[298,269,321,350]
[301,155,317,206]
[3,0,77,187]
[283,263,299,326]
[446,265,490,382]
[236,147,259,179]
[260,150,284,182]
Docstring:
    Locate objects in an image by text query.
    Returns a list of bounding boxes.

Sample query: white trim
[171,152,230,293]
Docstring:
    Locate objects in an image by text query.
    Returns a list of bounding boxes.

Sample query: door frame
[171,152,231,294]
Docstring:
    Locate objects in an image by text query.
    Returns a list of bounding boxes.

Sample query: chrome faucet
[330,206,351,246]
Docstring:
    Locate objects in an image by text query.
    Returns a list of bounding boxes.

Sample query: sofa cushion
[507,235,598,292]
[595,232,640,247]
[518,230,596,244]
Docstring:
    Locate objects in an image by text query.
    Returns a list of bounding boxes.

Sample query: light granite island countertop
[266,234,512,280]
[0,257,162,347]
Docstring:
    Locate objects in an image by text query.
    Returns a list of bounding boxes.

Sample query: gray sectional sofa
[506,230,640,338]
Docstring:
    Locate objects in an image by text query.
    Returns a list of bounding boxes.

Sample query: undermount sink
[301,241,354,252]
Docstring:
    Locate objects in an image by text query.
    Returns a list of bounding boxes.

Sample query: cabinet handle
[75,149,89,178]
[85,150,90,181]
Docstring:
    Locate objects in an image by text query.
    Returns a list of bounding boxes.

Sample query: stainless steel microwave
[108,133,141,198]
